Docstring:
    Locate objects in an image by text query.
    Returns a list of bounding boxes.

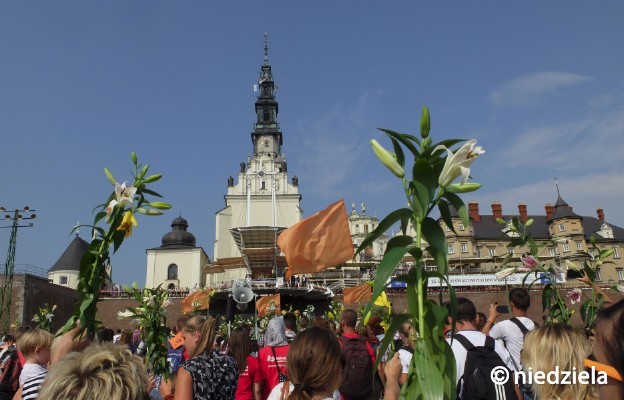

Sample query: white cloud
[292,92,381,200]
[490,71,592,107]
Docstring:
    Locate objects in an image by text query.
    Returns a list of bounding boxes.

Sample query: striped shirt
[22,371,46,400]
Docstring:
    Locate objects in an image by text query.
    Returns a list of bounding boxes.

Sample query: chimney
[545,203,555,220]
[468,201,480,222]
[597,208,605,222]
[491,202,503,220]
[518,203,528,223]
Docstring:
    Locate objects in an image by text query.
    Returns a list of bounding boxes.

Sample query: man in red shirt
[339,309,376,400]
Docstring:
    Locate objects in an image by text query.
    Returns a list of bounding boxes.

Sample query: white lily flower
[105,182,137,221]
[162,299,173,308]
[495,267,516,280]
[143,296,155,308]
[435,139,485,188]
[32,315,40,322]
[117,309,134,319]
[46,313,54,322]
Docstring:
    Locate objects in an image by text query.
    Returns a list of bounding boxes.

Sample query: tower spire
[553,169,560,196]
[264,32,269,65]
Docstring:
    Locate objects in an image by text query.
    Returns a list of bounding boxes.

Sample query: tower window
[459,223,465,231]
[559,224,565,232]
[576,242,582,250]
[263,110,270,122]
[364,224,369,233]
[264,140,269,147]
[59,276,68,285]
[168,264,178,280]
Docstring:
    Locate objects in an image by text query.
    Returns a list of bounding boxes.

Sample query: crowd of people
[0,288,623,400]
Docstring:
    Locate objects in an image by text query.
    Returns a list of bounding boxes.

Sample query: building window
[563,243,570,253]
[355,224,360,234]
[264,139,269,147]
[614,247,620,259]
[461,243,468,253]
[618,269,624,281]
[168,264,178,280]
[448,245,455,254]
[59,276,68,285]
[595,267,602,281]
[445,225,451,232]
[559,224,565,232]
[508,248,514,255]
[576,242,582,251]
[364,224,369,234]
[548,247,556,257]
[459,223,465,231]
[260,180,266,190]
[488,248,496,257]
[476,248,481,257]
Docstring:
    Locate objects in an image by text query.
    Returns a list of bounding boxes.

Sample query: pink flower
[567,288,582,305]
[521,255,539,271]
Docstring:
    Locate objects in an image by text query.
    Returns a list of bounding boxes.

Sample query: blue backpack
[167,346,185,374]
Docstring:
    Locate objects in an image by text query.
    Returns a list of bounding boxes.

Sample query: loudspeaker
[233,286,254,304]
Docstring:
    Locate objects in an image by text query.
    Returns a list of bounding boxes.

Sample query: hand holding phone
[496,305,509,314]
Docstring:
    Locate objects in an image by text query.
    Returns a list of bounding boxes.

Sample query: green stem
[415,220,425,339]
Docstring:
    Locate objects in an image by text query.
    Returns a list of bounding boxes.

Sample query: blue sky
[1,2,623,286]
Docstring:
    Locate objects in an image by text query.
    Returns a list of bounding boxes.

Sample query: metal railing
[0,264,48,279]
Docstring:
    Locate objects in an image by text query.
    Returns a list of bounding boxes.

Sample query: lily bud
[565,260,579,271]
[137,207,164,216]
[144,174,162,183]
[445,182,481,193]
[496,218,506,225]
[104,168,116,186]
[131,152,138,165]
[525,218,534,227]
[370,139,404,178]
[149,201,172,210]
[420,105,430,139]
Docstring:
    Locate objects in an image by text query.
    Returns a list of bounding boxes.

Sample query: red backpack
[0,350,22,398]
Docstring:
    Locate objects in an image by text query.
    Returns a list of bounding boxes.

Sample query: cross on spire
[264,32,270,65]
[553,169,561,196]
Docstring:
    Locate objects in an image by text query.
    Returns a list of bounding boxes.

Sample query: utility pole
[0,207,36,334]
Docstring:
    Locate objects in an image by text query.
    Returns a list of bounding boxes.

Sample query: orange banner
[343,283,372,305]
[256,294,281,318]
[181,290,211,314]
[277,199,354,280]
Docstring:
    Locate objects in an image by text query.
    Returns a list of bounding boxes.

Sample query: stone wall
[0,274,78,333]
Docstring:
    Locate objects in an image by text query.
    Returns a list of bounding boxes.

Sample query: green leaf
[104,168,116,186]
[542,283,552,312]
[94,211,108,225]
[385,235,414,254]
[378,128,420,157]
[443,192,469,227]
[425,245,448,276]
[355,208,412,255]
[368,246,409,317]
[411,158,437,206]
[389,137,405,170]
[403,134,422,147]
[422,217,447,266]
[141,188,164,198]
[112,230,125,253]
[438,201,457,235]
[409,339,446,399]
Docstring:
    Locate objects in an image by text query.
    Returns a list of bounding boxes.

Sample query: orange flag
[343,283,372,305]
[277,199,354,280]
[181,290,211,314]
[256,294,281,318]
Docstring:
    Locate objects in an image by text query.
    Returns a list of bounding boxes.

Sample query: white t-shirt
[267,382,340,400]
[19,363,47,386]
[397,348,413,374]
[489,317,535,369]
[446,330,516,385]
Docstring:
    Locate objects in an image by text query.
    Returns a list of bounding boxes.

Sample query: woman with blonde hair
[170,315,239,400]
[521,324,597,400]
[267,327,342,400]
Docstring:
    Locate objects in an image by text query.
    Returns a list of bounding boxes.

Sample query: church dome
[161,216,196,247]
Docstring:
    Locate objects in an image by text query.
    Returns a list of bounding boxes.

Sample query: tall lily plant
[62,152,171,339]
[358,106,484,399]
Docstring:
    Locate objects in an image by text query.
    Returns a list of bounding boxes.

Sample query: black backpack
[339,336,374,398]
[454,334,516,400]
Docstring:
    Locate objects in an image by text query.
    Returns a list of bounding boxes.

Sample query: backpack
[0,350,22,398]
[339,336,374,398]
[454,334,515,400]
[166,346,185,375]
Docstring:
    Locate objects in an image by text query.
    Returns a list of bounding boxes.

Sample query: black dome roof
[161,216,196,247]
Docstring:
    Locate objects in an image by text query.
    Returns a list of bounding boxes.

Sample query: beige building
[145,217,209,290]
[439,196,624,283]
